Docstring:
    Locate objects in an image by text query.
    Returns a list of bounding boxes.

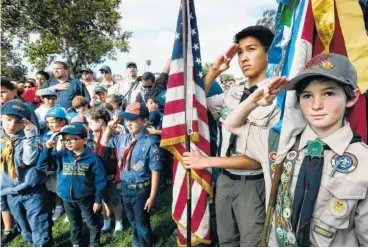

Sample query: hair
[45,116,67,125]
[36,71,50,80]
[72,96,90,109]
[85,106,111,125]
[53,61,68,70]
[1,78,16,90]
[295,76,356,103]
[141,72,155,84]
[233,25,274,52]
[25,80,35,87]
[107,94,127,111]
[145,95,160,105]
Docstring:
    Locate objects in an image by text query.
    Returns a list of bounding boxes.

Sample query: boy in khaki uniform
[222,53,368,246]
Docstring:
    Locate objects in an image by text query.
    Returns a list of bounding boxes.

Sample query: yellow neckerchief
[0,137,19,181]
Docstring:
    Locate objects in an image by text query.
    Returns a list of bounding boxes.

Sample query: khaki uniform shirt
[207,78,280,176]
[121,78,142,103]
[242,123,368,246]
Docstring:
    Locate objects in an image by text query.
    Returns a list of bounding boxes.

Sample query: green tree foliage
[1,32,27,80]
[1,0,132,76]
[256,9,276,33]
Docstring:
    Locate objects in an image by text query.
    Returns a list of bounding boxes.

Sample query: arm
[93,157,108,205]
[100,118,121,146]
[355,195,368,246]
[145,144,162,212]
[79,81,91,101]
[182,153,260,170]
[22,124,40,166]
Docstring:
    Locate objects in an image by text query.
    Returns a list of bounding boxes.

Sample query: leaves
[1,32,27,80]
[1,0,131,76]
[256,9,276,33]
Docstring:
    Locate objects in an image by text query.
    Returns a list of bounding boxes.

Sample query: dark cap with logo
[126,61,137,69]
[287,53,357,90]
[79,67,93,74]
[93,86,108,94]
[99,65,112,74]
[122,102,149,120]
[57,123,88,138]
[1,101,32,121]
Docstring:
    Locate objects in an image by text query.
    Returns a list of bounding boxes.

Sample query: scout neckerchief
[225,85,258,157]
[268,129,301,247]
[0,137,19,181]
[121,136,137,171]
[292,132,362,247]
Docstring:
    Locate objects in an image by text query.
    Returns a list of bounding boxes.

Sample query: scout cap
[57,123,88,138]
[79,67,93,74]
[39,89,57,97]
[71,115,88,124]
[72,96,89,109]
[46,106,67,120]
[287,53,357,90]
[99,65,112,74]
[126,61,137,69]
[93,86,107,94]
[1,101,32,121]
[122,102,149,120]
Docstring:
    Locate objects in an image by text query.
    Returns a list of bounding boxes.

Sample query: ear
[346,89,361,108]
[83,138,89,145]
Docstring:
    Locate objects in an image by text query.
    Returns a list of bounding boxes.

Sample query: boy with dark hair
[222,53,368,246]
[1,101,52,246]
[1,79,17,105]
[136,72,155,103]
[101,102,162,247]
[39,123,107,247]
[183,25,275,246]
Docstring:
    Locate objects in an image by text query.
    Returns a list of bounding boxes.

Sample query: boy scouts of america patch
[331,152,358,174]
[269,152,277,161]
[304,53,334,71]
[329,198,348,217]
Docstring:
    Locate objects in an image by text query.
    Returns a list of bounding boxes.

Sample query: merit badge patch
[329,198,348,217]
[313,224,334,238]
[331,152,358,174]
[220,108,231,120]
[269,152,277,161]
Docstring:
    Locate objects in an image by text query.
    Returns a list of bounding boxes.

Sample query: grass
[6,187,177,247]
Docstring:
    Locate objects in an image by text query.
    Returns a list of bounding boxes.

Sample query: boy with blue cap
[38,123,107,247]
[1,101,52,246]
[101,102,162,247]
[43,105,68,221]
[35,89,62,135]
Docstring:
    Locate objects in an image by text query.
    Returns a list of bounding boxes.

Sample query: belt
[222,169,264,181]
[124,180,151,190]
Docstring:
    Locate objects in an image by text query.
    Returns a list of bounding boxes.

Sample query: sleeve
[149,143,162,171]
[105,134,123,149]
[92,157,107,204]
[35,108,46,130]
[206,93,226,121]
[354,194,368,245]
[242,124,270,165]
[151,72,168,100]
[22,128,41,166]
[79,80,91,101]
[36,147,62,173]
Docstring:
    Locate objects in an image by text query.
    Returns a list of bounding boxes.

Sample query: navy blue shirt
[207,81,223,156]
[105,129,162,184]
[40,78,91,109]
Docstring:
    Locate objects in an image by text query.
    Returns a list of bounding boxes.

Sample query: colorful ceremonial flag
[160,0,212,246]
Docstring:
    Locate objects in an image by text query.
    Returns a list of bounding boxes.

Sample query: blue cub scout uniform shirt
[106,129,162,184]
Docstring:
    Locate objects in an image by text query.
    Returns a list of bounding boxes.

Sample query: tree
[256,9,276,33]
[1,0,132,77]
[1,32,27,80]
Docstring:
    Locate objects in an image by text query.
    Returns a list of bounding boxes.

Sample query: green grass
[7,187,177,247]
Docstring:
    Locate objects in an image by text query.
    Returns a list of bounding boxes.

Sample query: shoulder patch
[152,146,160,155]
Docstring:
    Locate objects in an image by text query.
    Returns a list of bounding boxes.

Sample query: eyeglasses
[82,71,91,75]
[60,138,82,144]
[100,71,109,74]
[142,85,153,89]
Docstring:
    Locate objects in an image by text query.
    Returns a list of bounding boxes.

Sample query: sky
[25,0,277,78]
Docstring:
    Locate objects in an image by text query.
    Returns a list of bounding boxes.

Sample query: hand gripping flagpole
[182,0,191,246]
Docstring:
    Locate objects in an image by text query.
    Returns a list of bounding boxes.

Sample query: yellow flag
[312,0,335,53]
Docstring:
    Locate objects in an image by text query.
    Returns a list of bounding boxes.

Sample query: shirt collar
[132,128,147,141]
[1,129,25,139]
[298,122,353,155]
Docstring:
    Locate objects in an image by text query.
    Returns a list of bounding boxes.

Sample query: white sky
[25,0,277,78]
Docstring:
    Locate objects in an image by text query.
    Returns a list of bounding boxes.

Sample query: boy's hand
[144,197,155,213]
[46,133,58,149]
[23,118,36,132]
[93,203,102,213]
[147,127,156,135]
[211,44,239,73]
[251,77,288,107]
[182,151,209,170]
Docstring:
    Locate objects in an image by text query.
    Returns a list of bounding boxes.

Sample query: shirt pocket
[248,102,277,127]
[310,176,367,246]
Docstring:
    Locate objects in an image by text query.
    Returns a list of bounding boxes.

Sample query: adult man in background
[121,61,141,104]
[99,65,121,96]
[79,67,97,96]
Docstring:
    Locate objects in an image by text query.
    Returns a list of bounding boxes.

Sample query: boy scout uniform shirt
[105,129,162,184]
[206,79,280,175]
[241,123,368,246]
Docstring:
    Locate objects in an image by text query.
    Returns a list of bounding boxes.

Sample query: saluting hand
[251,76,288,107]
[46,133,58,149]
[211,44,239,73]
[23,118,36,132]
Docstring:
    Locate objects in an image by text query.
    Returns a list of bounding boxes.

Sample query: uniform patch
[330,152,358,175]
[286,151,297,160]
[329,199,348,217]
[155,155,161,161]
[141,147,146,152]
[220,108,231,120]
[313,224,334,238]
[133,161,144,171]
[152,146,160,155]
[269,152,277,161]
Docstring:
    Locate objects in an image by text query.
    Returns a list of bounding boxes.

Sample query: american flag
[160,0,212,246]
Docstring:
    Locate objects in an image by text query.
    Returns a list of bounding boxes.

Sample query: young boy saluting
[219,53,368,246]
[1,101,52,246]
[101,102,162,247]
[38,123,107,247]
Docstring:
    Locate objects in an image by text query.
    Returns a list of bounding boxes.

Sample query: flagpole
[182,0,191,246]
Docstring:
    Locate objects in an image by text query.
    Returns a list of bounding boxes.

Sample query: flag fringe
[162,144,213,197]
[172,215,212,246]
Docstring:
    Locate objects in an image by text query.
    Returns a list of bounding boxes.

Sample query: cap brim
[1,110,26,120]
[56,131,87,138]
[287,71,350,90]
[122,112,140,120]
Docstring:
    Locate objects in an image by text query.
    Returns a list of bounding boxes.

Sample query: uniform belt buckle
[127,184,137,190]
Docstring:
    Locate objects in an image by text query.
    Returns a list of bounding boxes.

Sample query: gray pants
[215,173,266,247]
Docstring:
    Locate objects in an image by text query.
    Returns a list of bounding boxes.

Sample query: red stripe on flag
[172,171,188,221]
[191,189,208,232]
[164,99,185,115]
[168,72,185,89]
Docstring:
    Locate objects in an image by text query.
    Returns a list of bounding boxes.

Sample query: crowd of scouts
[1,24,368,248]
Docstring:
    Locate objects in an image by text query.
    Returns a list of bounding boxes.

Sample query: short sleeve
[105,134,124,149]
[149,144,162,171]
[206,93,225,120]
[241,124,270,165]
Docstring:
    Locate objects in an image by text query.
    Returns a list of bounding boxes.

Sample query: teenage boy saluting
[101,102,162,247]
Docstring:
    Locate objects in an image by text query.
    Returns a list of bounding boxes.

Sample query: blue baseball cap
[93,86,107,94]
[45,106,67,120]
[57,123,88,138]
[39,89,57,97]
[1,101,32,121]
[122,102,149,120]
